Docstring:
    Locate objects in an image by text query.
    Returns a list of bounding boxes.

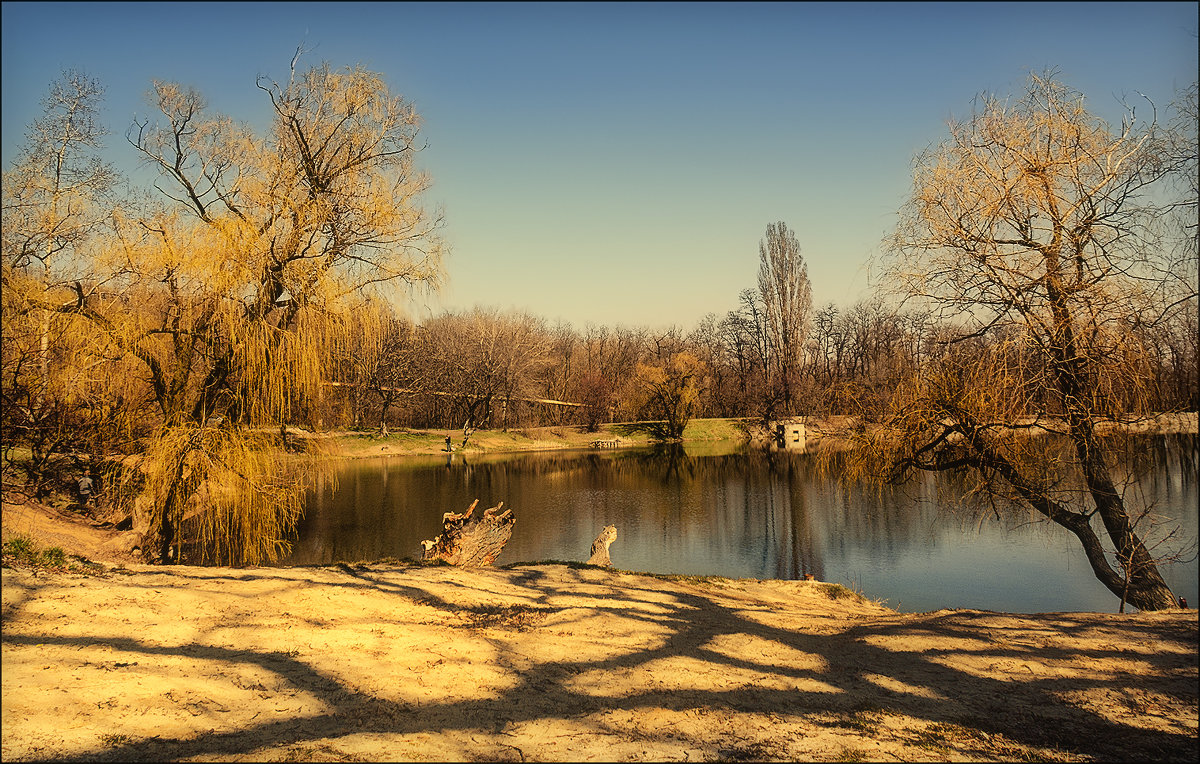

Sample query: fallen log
[421,499,514,566]
[587,525,617,567]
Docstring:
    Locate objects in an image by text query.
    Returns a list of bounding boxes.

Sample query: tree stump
[587,525,617,567]
[421,499,514,566]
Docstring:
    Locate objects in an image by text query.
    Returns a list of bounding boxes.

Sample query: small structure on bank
[770,418,807,450]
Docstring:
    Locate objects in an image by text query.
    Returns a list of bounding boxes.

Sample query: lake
[278,434,1198,614]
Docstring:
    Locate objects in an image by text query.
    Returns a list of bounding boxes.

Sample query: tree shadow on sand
[3,563,1196,762]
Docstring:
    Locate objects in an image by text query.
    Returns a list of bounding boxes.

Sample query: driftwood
[421,499,514,566]
[586,525,617,567]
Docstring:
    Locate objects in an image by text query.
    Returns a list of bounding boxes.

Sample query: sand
[2,472,1198,762]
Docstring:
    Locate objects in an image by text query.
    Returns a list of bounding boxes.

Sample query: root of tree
[421,499,514,566]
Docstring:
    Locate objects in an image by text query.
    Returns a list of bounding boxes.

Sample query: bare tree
[574,323,647,428]
[541,321,578,427]
[717,289,775,420]
[860,73,1197,611]
[574,371,613,431]
[757,222,812,415]
[606,325,652,422]
[365,315,423,433]
[417,308,549,444]
[688,313,736,417]
[2,70,124,494]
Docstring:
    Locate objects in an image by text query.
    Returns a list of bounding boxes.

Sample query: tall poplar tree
[757,221,812,415]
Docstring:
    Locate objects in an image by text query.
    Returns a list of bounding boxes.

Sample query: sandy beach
[2,549,1196,761]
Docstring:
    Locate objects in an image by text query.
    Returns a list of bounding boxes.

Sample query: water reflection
[280,435,1198,614]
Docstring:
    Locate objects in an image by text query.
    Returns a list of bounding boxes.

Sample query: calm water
[278,434,1198,614]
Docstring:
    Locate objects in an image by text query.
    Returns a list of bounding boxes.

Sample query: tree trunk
[378,393,394,434]
[1072,420,1177,611]
[421,499,514,566]
[1048,301,1178,611]
[460,417,477,449]
[956,409,1177,611]
[587,525,617,567]
[157,450,191,564]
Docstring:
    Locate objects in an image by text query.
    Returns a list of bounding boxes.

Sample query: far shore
[3,413,1193,568]
[309,411,1200,460]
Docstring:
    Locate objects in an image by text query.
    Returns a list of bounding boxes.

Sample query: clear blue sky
[3,2,1196,330]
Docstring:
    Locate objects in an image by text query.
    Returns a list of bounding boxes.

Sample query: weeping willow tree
[0,70,133,495]
[849,73,1197,611]
[7,56,444,564]
[324,298,405,432]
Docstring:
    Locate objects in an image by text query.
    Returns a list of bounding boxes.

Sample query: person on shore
[77,473,95,510]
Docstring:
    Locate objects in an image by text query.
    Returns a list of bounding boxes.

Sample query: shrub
[2,533,92,571]
[3,534,38,562]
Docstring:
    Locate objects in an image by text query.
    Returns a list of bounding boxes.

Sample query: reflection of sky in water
[827,519,1123,614]
[281,436,1198,615]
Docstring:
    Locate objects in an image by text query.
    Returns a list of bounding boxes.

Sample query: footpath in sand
[2,559,1197,762]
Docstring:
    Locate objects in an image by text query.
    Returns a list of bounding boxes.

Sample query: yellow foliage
[3,60,443,565]
[634,353,706,440]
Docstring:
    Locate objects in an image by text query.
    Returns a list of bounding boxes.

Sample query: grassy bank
[324,417,761,459]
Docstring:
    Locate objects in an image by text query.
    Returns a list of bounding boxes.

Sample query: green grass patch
[680,417,756,441]
[2,532,102,573]
[382,431,440,443]
[3,534,39,561]
[503,559,614,571]
[651,572,733,588]
[323,418,758,459]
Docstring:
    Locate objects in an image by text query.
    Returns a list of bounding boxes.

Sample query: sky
[3,2,1197,330]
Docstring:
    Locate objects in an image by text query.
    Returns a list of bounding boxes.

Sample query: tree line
[318,285,1196,441]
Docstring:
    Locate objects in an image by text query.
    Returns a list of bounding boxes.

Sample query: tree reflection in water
[280,435,1197,614]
